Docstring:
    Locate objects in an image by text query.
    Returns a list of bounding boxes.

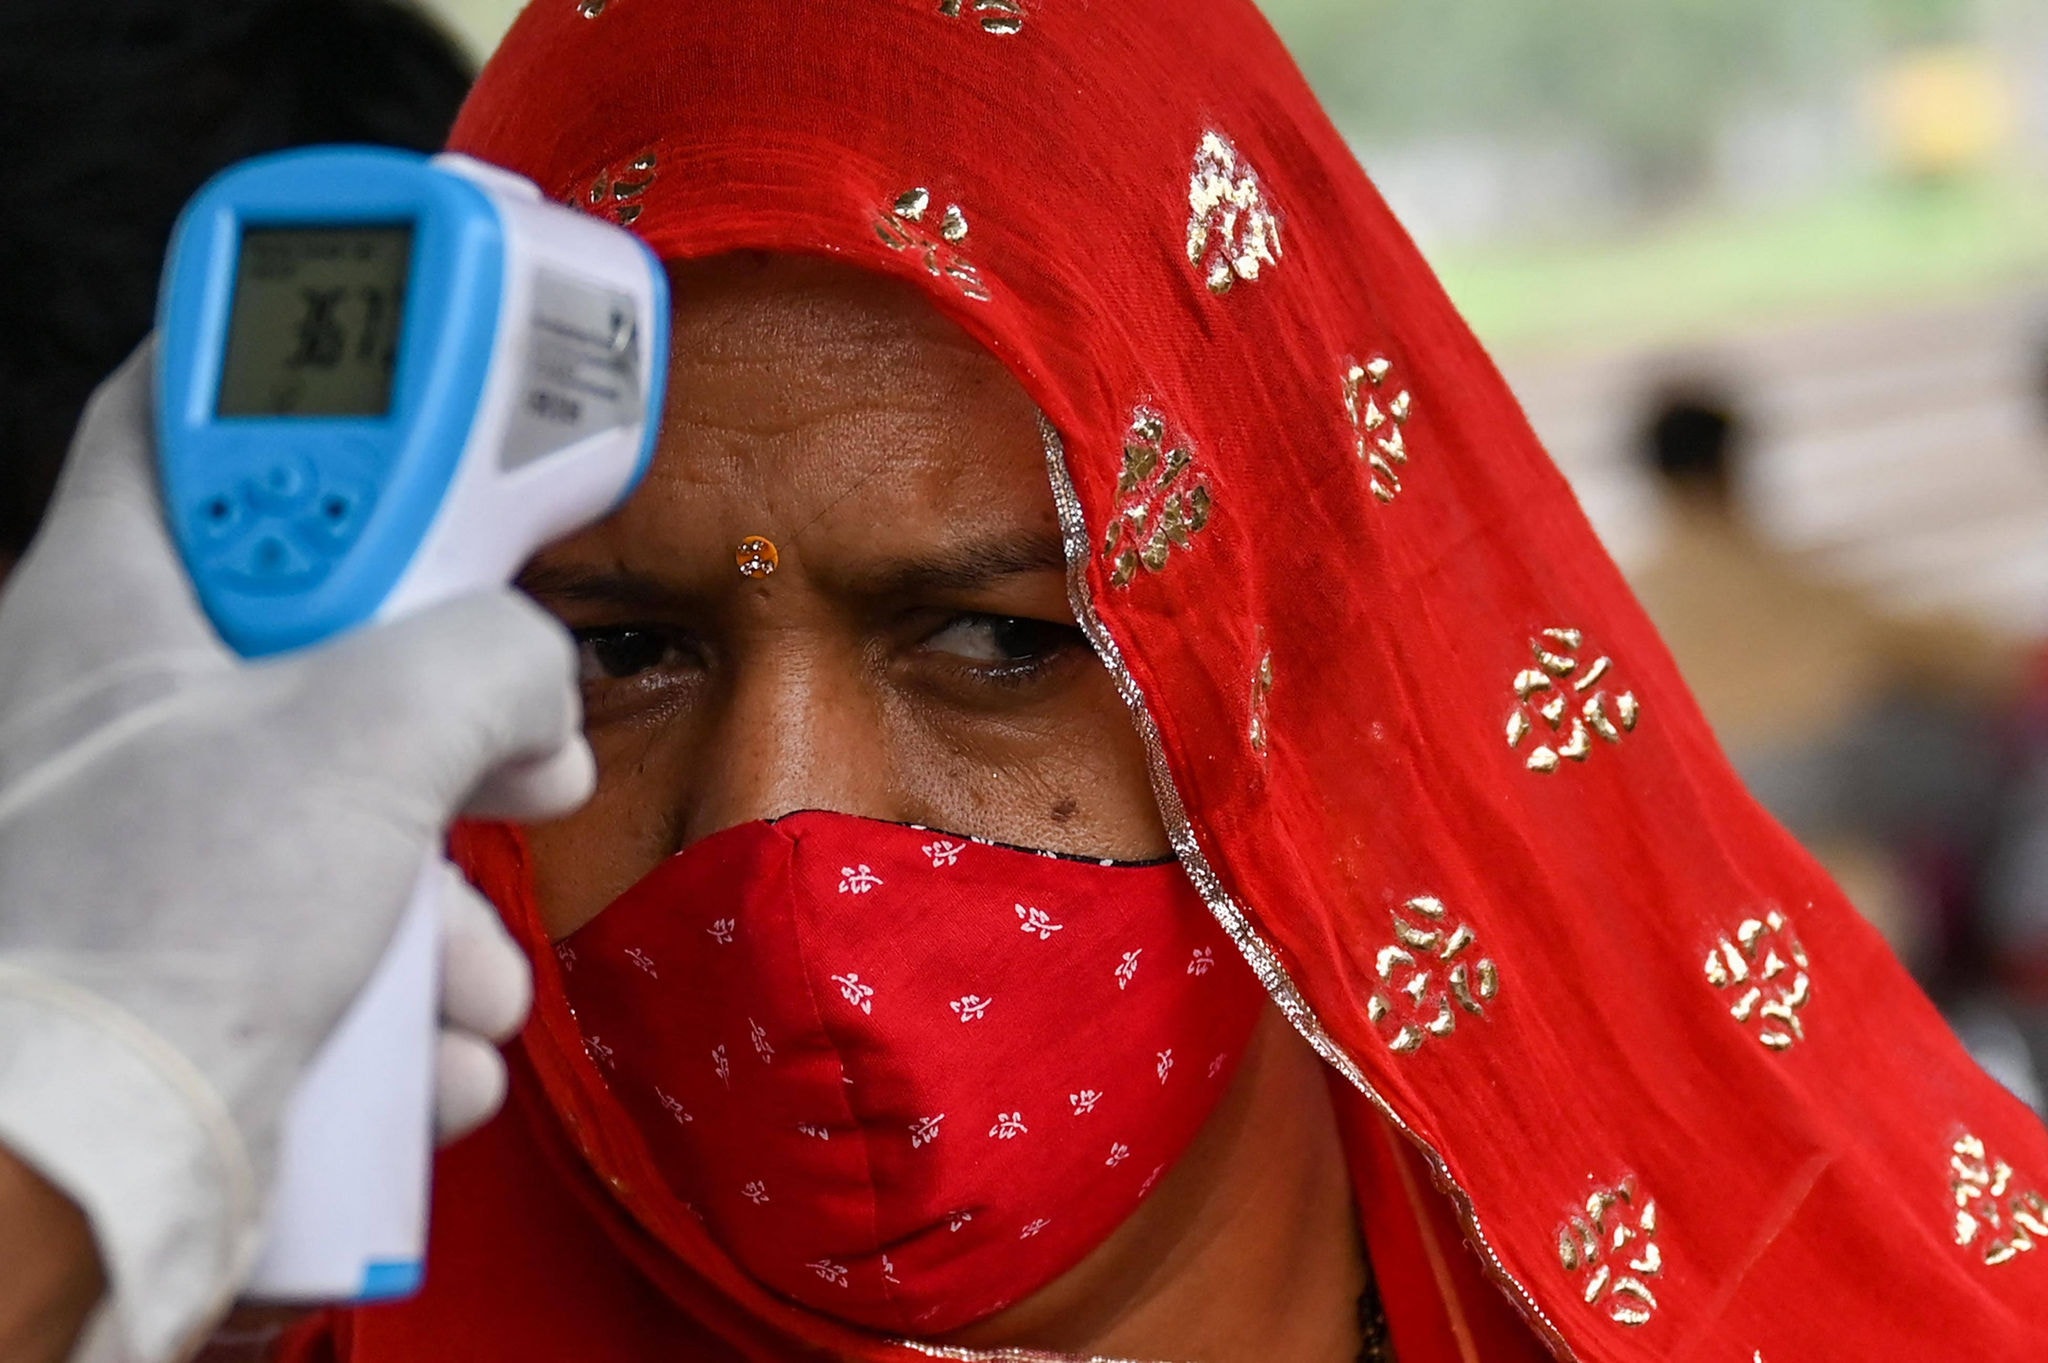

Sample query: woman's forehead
[662,253,996,374]
[588,255,1056,576]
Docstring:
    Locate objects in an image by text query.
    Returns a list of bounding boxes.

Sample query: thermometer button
[247,456,318,513]
[300,482,375,549]
[192,492,246,542]
[218,529,324,591]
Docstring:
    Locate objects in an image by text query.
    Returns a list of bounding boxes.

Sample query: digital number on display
[216,226,413,418]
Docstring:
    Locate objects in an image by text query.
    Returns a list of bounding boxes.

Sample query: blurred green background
[423,0,2048,355]
[1262,0,2048,350]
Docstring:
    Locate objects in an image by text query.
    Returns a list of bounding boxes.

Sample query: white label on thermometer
[502,269,647,471]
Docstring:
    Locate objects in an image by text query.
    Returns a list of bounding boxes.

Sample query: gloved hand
[0,345,592,1361]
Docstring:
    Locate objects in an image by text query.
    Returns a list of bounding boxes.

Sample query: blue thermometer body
[156,146,668,1301]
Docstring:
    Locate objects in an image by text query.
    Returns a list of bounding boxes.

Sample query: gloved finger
[434,1029,509,1144]
[441,874,533,1044]
[462,730,597,822]
[287,589,581,820]
[0,341,223,696]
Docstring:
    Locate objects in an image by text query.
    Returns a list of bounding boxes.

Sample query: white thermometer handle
[246,858,443,1299]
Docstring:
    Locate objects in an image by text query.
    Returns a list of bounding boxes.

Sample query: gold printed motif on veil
[1703,909,1813,1050]
[1186,131,1282,296]
[584,150,658,226]
[938,0,1025,34]
[1556,1176,1664,1328]
[1248,650,1275,755]
[1505,628,1639,773]
[1102,408,1212,588]
[875,187,993,301]
[1951,1133,2048,1267]
[1365,897,1499,1054]
[1343,355,1417,504]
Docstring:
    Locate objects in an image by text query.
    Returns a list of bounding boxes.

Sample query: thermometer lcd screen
[216,226,413,417]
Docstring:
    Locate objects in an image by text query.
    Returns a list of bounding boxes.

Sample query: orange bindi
[735,536,780,578]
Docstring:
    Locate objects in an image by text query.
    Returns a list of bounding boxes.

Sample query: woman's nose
[680,635,898,842]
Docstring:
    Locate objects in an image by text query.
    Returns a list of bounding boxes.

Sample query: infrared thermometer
[155,146,668,1300]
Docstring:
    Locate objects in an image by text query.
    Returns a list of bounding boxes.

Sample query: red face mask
[555,811,1267,1336]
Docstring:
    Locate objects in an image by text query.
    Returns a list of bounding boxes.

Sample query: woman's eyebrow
[852,530,1068,597]
[518,564,700,614]
[519,533,1068,608]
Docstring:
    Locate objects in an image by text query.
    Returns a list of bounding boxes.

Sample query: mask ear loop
[736,536,779,578]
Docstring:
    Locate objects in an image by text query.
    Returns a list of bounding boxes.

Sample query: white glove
[0,345,592,1361]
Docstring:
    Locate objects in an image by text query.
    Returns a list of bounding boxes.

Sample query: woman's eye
[922,614,1081,668]
[575,628,683,682]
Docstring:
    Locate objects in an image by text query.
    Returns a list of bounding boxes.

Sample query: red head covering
[299,1,2048,1360]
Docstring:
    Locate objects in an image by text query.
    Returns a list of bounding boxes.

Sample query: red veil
[297,0,2048,1359]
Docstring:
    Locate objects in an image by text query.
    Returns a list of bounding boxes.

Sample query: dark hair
[0,0,473,557]
[1641,386,1743,501]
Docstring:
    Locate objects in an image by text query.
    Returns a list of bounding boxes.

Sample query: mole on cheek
[1049,796,1079,824]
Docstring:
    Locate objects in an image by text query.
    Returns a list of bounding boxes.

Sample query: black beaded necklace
[1355,1275,1395,1362]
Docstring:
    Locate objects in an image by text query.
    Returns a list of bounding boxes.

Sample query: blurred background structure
[3,0,2045,1104]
